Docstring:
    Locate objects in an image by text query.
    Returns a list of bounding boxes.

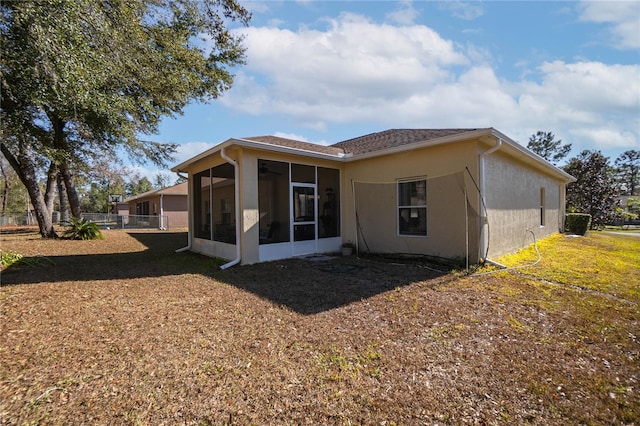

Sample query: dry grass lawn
[1,228,638,425]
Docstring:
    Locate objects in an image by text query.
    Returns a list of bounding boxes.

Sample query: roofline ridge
[331,127,493,147]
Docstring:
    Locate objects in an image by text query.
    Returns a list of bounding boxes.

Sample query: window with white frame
[398,178,427,236]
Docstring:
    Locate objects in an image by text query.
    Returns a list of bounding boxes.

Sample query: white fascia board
[231,138,346,161]
[171,138,346,174]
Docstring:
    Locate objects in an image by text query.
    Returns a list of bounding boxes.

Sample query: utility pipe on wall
[478,136,502,261]
[220,147,241,270]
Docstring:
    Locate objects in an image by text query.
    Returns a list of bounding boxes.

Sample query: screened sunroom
[257,159,341,262]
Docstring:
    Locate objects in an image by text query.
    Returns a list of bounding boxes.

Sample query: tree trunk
[51,115,83,219]
[57,172,69,223]
[0,142,57,238]
[59,161,82,219]
[44,162,57,219]
[0,160,9,215]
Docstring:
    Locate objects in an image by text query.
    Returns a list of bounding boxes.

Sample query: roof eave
[233,138,346,160]
[491,129,576,183]
[342,127,575,183]
[170,138,236,173]
[343,128,496,162]
[171,138,346,174]
[171,128,575,184]
[123,188,158,203]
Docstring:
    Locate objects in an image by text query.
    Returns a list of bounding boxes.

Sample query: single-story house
[111,201,129,216]
[171,128,575,269]
[123,181,188,229]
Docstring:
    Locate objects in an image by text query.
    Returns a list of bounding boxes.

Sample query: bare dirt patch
[1,230,638,425]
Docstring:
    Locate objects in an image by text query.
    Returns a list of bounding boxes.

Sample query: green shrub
[63,217,105,240]
[565,213,591,236]
[1,250,23,268]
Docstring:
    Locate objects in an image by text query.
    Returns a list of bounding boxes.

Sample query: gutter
[478,136,503,262]
[219,147,241,270]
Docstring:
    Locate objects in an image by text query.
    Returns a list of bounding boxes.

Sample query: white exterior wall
[484,150,563,258]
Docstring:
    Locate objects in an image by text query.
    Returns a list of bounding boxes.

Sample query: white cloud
[240,1,270,15]
[439,1,485,21]
[175,141,216,164]
[578,1,640,49]
[220,12,638,154]
[569,127,640,153]
[273,131,308,142]
[224,13,468,126]
[536,61,639,110]
[386,1,419,25]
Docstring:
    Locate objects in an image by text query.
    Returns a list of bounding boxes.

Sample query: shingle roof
[243,135,345,156]
[331,128,490,156]
[123,181,187,202]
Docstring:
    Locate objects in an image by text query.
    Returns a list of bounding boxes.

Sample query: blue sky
[141,1,639,180]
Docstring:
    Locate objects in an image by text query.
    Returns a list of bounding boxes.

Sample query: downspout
[220,147,241,270]
[159,194,165,230]
[478,136,502,262]
[175,173,192,252]
[559,182,566,233]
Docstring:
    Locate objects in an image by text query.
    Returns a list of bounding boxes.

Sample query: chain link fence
[0,213,170,230]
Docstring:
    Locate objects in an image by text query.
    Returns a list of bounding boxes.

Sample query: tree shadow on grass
[1,232,216,284]
[1,231,450,315]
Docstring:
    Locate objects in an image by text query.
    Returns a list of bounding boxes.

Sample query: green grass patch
[494,233,640,301]
[1,250,23,268]
[1,250,55,270]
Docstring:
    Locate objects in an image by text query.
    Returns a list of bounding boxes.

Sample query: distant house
[616,195,640,226]
[112,201,129,216]
[171,128,575,268]
[123,182,188,229]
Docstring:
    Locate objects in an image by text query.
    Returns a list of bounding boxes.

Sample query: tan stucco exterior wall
[342,140,482,263]
[162,195,188,228]
[483,150,564,258]
[180,137,568,266]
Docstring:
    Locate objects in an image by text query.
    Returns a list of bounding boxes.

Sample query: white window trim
[397,177,428,237]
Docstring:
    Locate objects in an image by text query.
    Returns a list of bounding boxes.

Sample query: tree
[174,174,188,186]
[0,154,29,216]
[0,138,58,236]
[127,176,154,197]
[153,173,173,190]
[614,150,640,196]
[1,156,11,215]
[1,0,250,237]
[77,160,129,213]
[527,131,572,165]
[564,150,619,229]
